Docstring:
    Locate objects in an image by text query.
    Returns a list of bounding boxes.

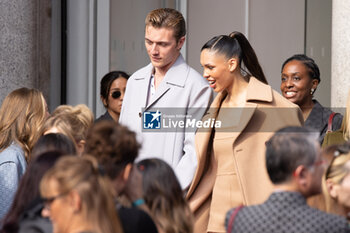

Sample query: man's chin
[151,60,163,67]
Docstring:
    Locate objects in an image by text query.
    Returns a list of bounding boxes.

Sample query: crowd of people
[1,7,350,233]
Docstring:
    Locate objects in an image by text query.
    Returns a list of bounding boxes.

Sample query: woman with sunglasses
[96,71,129,123]
[323,142,350,220]
[40,155,123,233]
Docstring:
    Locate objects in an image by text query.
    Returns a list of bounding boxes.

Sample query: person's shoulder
[313,100,333,116]
[226,204,265,222]
[313,99,343,125]
[95,111,113,123]
[18,199,53,233]
[18,218,52,233]
[226,204,268,233]
[0,143,25,165]
[310,208,349,231]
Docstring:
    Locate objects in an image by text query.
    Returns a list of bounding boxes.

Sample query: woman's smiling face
[280,60,318,107]
[200,49,233,93]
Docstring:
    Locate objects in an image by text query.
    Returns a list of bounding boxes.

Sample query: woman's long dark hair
[201,31,267,84]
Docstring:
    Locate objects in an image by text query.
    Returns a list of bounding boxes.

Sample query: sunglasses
[111,90,121,99]
[41,191,69,211]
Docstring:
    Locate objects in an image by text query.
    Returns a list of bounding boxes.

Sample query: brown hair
[137,158,193,233]
[145,8,186,42]
[40,155,123,233]
[85,121,140,179]
[0,88,47,160]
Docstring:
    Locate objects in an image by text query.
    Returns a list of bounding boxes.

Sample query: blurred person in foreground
[225,126,349,233]
[1,151,72,233]
[323,142,350,221]
[40,155,123,233]
[84,121,158,233]
[137,158,193,233]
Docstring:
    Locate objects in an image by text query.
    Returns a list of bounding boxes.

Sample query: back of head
[40,155,123,233]
[85,121,140,179]
[201,31,267,84]
[266,126,319,184]
[43,115,75,144]
[52,104,94,129]
[0,87,47,157]
[323,142,350,214]
[45,104,94,145]
[281,54,320,83]
[31,133,77,161]
[137,158,193,233]
[145,8,186,42]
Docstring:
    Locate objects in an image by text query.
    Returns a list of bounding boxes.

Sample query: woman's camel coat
[186,77,304,233]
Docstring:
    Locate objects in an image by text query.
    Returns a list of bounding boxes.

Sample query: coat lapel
[222,77,272,144]
[133,64,153,108]
[188,77,273,198]
[187,92,224,199]
[146,81,170,109]
[145,54,188,110]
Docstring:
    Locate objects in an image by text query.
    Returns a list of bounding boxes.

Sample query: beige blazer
[186,77,303,233]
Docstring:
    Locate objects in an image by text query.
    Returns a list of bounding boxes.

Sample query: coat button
[139,112,142,117]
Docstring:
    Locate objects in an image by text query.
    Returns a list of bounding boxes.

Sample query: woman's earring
[310,88,315,95]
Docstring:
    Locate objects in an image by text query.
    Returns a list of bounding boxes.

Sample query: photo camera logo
[143,110,161,129]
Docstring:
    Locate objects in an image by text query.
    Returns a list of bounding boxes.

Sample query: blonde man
[120,8,213,189]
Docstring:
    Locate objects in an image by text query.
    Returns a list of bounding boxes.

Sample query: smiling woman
[281,54,343,143]
[186,31,303,233]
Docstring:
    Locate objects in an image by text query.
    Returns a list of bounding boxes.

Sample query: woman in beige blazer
[186,31,304,233]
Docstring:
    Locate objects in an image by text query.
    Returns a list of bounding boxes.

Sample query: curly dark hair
[85,121,140,179]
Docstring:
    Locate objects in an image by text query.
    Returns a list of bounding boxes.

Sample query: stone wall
[332,0,350,108]
[0,0,51,105]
